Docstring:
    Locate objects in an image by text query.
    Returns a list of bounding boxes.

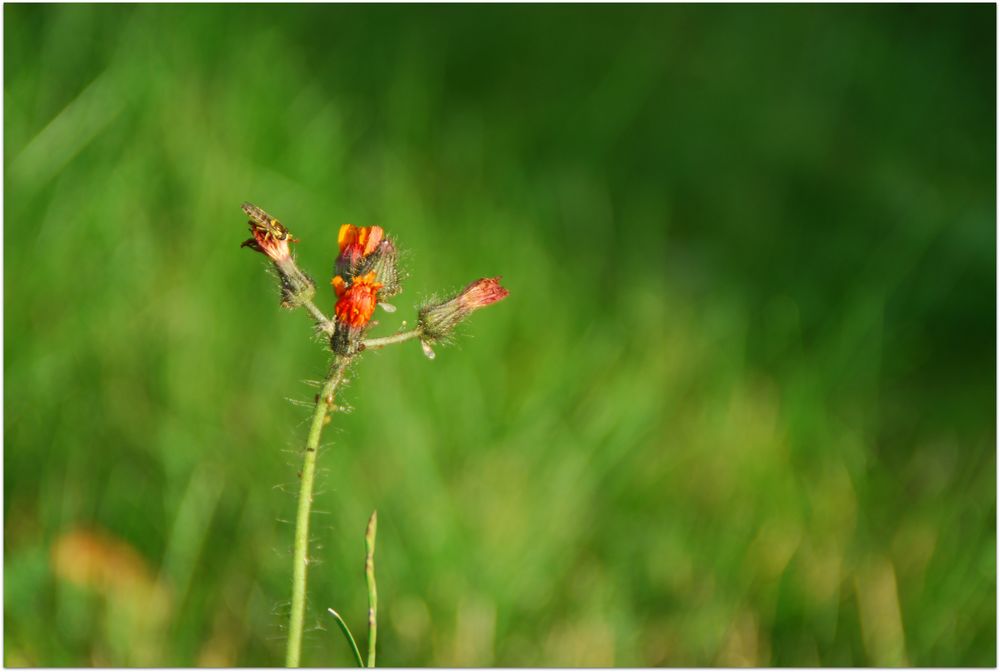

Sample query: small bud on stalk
[240,202,316,308]
[418,277,509,342]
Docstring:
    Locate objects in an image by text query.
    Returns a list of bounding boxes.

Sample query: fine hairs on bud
[418,277,509,342]
[276,257,316,309]
[360,238,402,299]
[238,202,507,667]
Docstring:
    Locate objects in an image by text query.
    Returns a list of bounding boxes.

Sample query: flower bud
[240,203,315,308]
[418,277,509,341]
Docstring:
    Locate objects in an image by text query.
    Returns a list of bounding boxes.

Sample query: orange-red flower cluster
[332,271,382,329]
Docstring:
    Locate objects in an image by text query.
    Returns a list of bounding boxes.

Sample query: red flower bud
[457,277,509,310]
[418,276,509,341]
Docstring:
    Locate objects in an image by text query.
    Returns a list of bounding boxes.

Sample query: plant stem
[302,299,335,336]
[286,356,350,667]
[362,328,422,351]
[364,511,378,667]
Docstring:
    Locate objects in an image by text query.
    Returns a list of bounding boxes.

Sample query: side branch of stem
[362,328,422,351]
[302,299,336,336]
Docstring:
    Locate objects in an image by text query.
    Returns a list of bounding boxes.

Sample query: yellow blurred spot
[390,594,431,645]
[798,541,843,608]
[717,610,760,666]
[748,519,801,581]
[50,527,171,665]
[855,555,908,666]
[449,595,496,666]
[52,528,160,600]
[545,618,615,666]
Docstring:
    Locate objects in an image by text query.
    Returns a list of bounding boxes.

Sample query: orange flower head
[337,224,384,276]
[333,271,382,329]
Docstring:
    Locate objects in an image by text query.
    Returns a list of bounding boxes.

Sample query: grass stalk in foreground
[365,511,378,667]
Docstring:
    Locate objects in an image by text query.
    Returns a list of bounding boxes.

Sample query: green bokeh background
[4,4,996,667]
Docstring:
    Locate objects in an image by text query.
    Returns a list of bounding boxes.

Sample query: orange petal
[338,224,358,251]
[356,271,382,290]
[363,226,384,256]
[331,275,347,297]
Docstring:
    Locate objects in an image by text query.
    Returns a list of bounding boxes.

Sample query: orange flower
[333,271,382,328]
[337,224,384,276]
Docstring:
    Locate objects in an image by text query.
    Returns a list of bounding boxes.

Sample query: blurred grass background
[3,4,996,667]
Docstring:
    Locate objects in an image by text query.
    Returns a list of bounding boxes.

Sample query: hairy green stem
[362,328,422,351]
[302,299,335,336]
[365,511,378,667]
[286,356,350,667]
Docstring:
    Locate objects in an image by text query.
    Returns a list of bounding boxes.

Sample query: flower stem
[286,356,350,668]
[362,328,422,351]
[302,299,335,336]
[364,511,378,667]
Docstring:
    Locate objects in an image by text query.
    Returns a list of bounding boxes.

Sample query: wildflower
[241,202,293,263]
[240,202,315,308]
[336,224,384,277]
[418,277,509,341]
[241,229,291,263]
[333,271,383,328]
[330,271,382,355]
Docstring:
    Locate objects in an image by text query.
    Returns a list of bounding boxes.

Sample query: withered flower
[240,203,315,308]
